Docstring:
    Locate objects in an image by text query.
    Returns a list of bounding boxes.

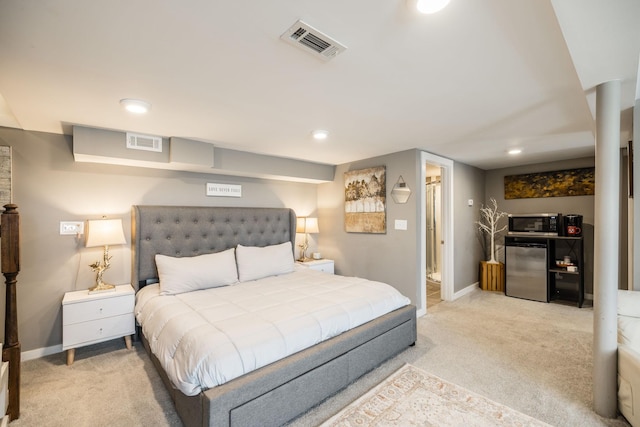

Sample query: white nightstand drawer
[298,259,335,274]
[63,294,134,325]
[312,263,334,274]
[62,313,134,349]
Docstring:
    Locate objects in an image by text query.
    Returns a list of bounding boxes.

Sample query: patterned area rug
[320,364,551,426]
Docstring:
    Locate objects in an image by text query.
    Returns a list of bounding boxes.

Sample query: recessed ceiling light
[411,0,451,14]
[508,148,522,155]
[312,130,329,141]
[120,98,151,114]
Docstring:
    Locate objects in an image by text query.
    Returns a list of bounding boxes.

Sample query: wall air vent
[126,132,162,152]
[280,20,347,61]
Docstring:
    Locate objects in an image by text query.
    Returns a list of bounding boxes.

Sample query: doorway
[419,151,454,316]
[426,165,443,309]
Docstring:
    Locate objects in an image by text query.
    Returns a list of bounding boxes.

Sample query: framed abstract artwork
[344,166,386,233]
[504,167,595,199]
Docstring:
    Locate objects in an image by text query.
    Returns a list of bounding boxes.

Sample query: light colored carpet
[320,363,551,426]
[9,290,632,426]
[290,290,629,427]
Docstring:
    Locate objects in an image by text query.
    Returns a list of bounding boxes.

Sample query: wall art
[504,167,595,199]
[344,166,386,233]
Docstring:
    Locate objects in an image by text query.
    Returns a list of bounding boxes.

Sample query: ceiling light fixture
[312,130,329,141]
[411,0,451,14]
[120,98,151,114]
[508,148,523,155]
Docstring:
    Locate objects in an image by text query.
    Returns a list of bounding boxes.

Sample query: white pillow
[236,241,295,282]
[155,248,238,295]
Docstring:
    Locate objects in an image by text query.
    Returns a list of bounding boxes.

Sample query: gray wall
[485,157,596,223]
[485,157,596,294]
[0,127,319,353]
[453,162,486,292]
[2,124,493,353]
[317,149,486,306]
[317,150,420,306]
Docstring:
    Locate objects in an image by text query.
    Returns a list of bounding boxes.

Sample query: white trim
[453,282,480,300]
[420,151,454,315]
[22,344,62,361]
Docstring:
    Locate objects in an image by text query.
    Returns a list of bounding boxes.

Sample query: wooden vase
[479,261,504,292]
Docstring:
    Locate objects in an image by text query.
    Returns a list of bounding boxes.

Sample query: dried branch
[476,197,508,263]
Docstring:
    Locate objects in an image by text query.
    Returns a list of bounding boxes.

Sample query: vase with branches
[476,198,508,264]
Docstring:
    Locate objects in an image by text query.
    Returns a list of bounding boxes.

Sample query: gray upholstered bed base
[142,304,416,427]
[131,205,417,427]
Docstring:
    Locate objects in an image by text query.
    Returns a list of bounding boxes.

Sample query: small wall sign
[206,183,242,198]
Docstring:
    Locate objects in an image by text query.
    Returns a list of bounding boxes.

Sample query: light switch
[60,221,84,235]
[394,219,408,230]
[468,199,474,206]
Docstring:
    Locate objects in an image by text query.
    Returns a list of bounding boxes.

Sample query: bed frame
[131,205,417,427]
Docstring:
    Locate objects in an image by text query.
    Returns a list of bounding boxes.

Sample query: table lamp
[296,217,319,262]
[85,218,126,293]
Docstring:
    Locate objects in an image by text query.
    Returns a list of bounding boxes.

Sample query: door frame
[418,151,454,316]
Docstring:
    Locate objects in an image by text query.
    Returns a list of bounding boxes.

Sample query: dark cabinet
[504,235,584,307]
[548,236,584,307]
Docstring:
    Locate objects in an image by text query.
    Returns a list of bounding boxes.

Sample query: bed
[131,205,417,427]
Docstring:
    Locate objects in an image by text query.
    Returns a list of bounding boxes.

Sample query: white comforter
[135,266,410,396]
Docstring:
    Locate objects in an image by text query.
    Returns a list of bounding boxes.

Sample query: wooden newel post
[2,204,20,420]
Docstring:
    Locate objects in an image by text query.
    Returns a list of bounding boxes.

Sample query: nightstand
[62,284,135,365]
[297,259,334,274]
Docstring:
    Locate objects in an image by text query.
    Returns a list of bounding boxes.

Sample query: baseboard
[22,344,62,361]
[453,282,481,300]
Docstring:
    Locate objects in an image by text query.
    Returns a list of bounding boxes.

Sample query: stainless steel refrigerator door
[505,245,547,302]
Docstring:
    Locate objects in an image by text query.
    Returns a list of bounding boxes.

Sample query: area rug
[320,364,551,426]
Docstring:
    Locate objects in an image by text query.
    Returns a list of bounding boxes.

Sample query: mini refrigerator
[505,241,548,302]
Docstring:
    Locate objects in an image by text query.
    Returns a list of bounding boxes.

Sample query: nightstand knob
[99,308,103,313]
[99,328,103,334]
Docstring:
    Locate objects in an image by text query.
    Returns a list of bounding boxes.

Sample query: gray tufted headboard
[131,205,297,289]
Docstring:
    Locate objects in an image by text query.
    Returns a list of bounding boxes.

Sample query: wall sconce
[296,217,319,261]
[85,218,127,293]
[391,176,412,204]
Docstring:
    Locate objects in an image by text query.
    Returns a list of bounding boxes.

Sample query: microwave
[507,213,562,236]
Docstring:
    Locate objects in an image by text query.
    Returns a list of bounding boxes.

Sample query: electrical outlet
[60,221,84,235]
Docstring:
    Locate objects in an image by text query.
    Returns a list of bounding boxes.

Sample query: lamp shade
[85,218,126,248]
[296,217,319,234]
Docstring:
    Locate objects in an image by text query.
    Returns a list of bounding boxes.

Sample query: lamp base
[88,283,116,294]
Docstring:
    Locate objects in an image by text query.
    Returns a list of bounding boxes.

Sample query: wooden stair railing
[2,204,20,421]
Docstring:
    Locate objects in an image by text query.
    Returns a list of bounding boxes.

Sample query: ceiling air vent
[126,132,162,152]
[280,20,347,61]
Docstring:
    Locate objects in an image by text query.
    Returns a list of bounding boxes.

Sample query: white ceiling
[0,0,637,170]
